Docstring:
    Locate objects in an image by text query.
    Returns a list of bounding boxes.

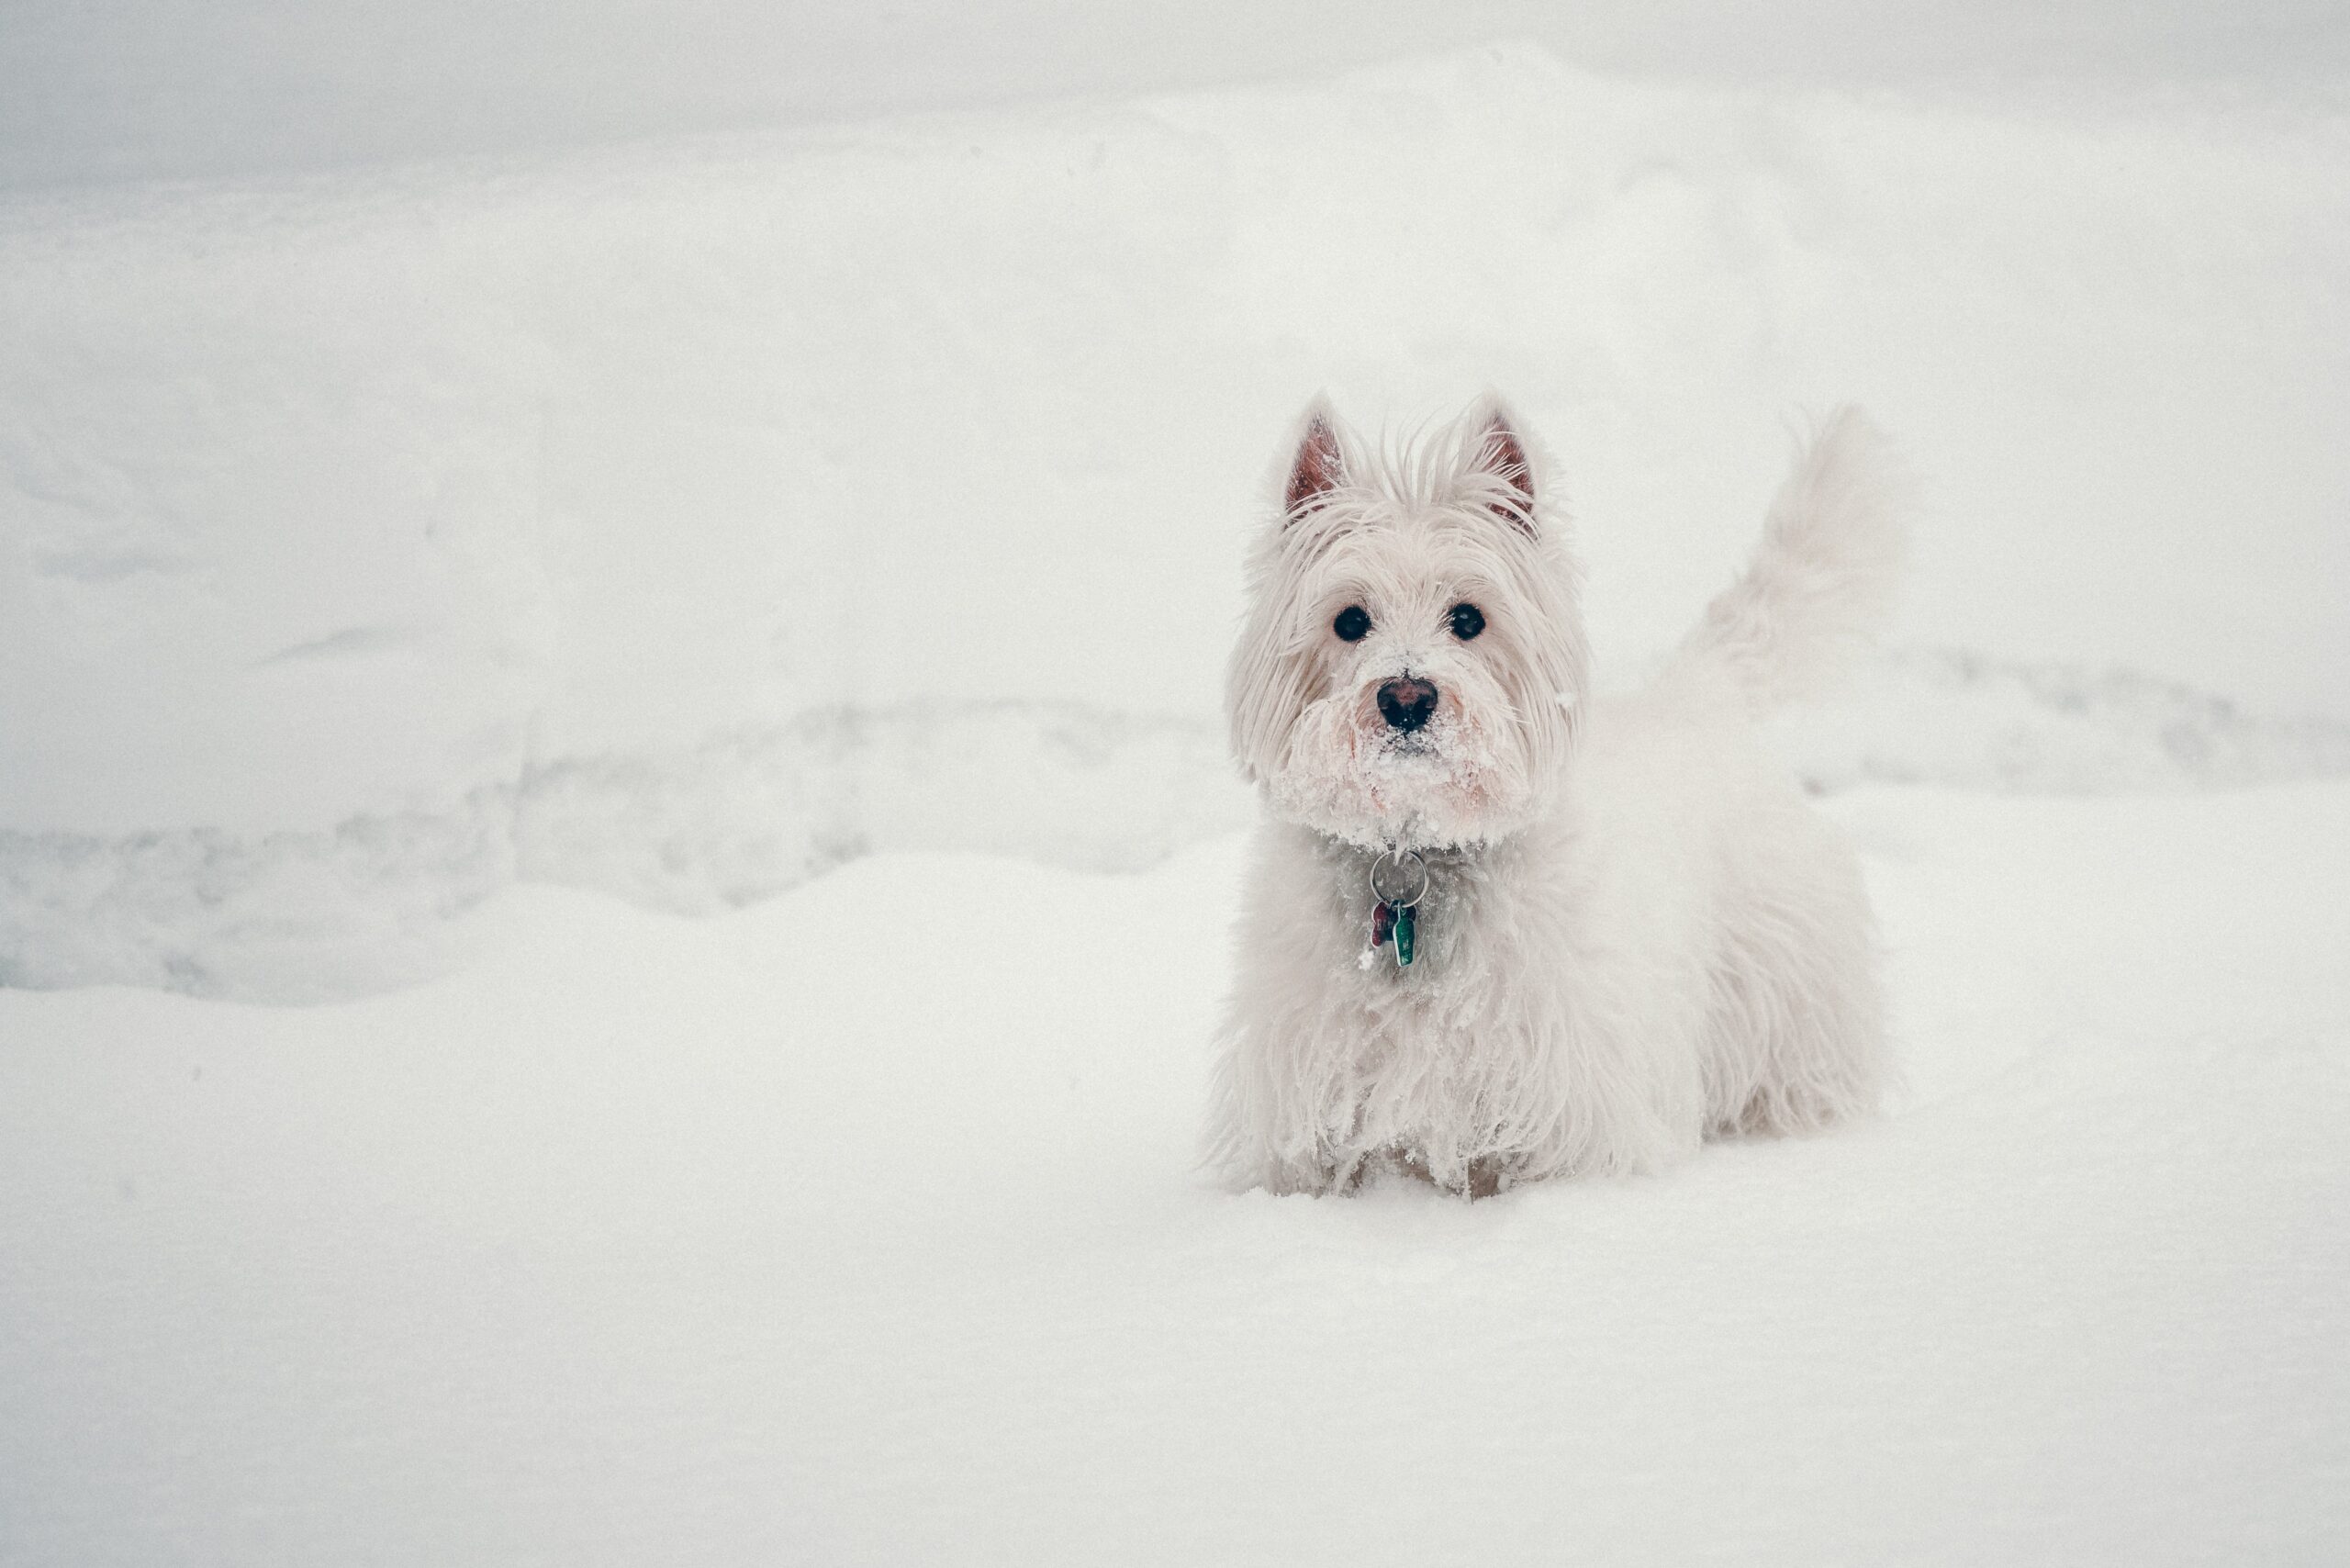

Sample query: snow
[4,44,2347,996]
[4,782,2345,1564]
[7,0,2344,192]
[4,11,2347,1557]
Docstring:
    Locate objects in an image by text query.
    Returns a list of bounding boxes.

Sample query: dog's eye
[1449,602,1486,641]
[1333,606,1371,642]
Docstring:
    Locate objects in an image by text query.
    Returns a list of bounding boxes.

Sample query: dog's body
[1207,398,1905,1196]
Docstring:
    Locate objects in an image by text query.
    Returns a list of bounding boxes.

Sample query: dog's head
[1227,395,1591,851]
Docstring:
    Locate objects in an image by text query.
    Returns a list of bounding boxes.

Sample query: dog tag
[1367,848,1429,970]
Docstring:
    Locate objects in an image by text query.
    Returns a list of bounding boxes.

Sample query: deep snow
[3,782,2345,1564]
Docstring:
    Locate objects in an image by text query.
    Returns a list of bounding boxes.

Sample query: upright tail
[1676,407,1909,711]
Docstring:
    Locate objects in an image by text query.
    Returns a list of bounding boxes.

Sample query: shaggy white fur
[1208,396,1908,1196]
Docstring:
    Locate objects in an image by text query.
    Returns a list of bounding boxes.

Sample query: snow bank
[5,46,2346,995]
[4,783,2344,1563]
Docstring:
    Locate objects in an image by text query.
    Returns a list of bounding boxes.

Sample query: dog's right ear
[1281,396,1348,523]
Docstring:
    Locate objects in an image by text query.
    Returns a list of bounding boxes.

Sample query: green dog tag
[1368,849,1428,970]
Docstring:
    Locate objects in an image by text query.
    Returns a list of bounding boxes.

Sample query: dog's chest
[1326,846,1568,1036]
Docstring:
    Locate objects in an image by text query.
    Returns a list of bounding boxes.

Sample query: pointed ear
[1281,396,1348,522]
[1467,398,1537,535]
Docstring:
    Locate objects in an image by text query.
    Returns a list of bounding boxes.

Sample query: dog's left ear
[1465,398,1537,536]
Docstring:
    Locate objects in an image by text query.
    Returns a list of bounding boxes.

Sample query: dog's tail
[1674,407,1909,711]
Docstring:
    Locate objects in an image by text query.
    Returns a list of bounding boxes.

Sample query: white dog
[1206,396,1906,1197]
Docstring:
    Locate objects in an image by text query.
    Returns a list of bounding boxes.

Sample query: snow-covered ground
[5,782,2345,1564]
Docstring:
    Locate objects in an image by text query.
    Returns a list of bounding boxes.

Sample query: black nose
[1377,678,1439,733]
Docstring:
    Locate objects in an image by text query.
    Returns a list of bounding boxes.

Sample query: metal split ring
[1367,847,1429,909]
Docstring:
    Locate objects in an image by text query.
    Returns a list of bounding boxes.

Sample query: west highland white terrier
[1207,396,1906,1197]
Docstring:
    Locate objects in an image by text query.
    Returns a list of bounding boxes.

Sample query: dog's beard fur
[1227,407,1589,852]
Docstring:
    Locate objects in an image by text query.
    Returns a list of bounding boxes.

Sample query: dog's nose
[1377,678,1439,733]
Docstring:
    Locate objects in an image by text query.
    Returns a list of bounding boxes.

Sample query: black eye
[1333,605,1371,642]
[1449,602,1485,641]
